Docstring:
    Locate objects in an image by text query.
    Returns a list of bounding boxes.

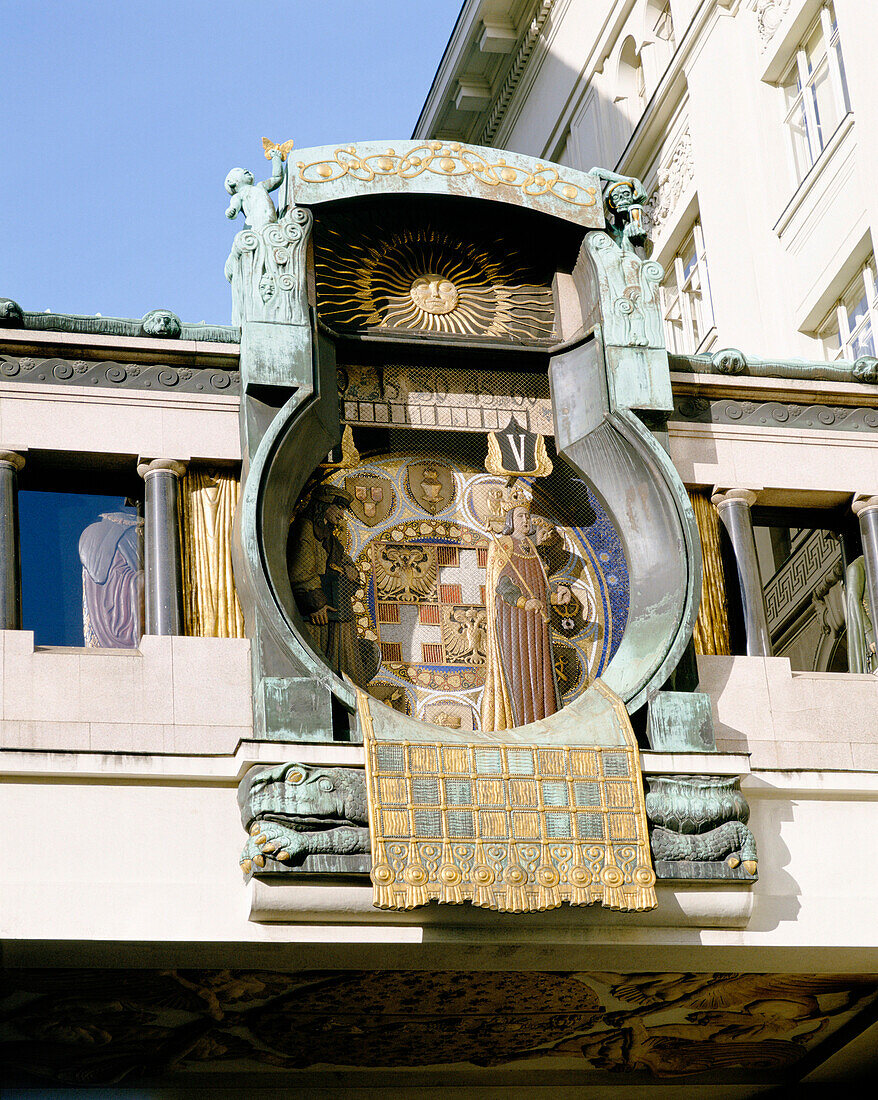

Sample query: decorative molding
[479,1,558,144]
[338,362,553,435]
[671,345,878,384]
[756,0,791,48]
[6,968,877,1085]
[673,395,878,433]
[0,450,26,473]
[0,354,240,395]
[224,207,313,327]
[137,458,188,480]
[763,530,841,634]
[0,300,238,343]
[711,487,759,509]
[296,137,595,211]
[647,128,693,237]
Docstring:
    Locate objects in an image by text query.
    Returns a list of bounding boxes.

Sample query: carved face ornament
[410,275,459,316]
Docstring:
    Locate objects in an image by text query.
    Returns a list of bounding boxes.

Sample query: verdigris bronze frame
[228,139,700,741]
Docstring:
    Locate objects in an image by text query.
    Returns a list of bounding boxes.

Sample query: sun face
[410,275,459,316]
[315,219,555,342]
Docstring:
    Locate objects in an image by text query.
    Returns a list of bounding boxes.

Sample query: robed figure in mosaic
[288,485,380,685]
[481,503,562,730]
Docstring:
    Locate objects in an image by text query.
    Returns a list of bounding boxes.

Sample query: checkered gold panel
[359,690,656,913]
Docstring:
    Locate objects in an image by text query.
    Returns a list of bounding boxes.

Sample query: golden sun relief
[314,214,556,341]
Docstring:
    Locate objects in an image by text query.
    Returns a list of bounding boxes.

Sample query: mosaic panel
[289,447,629,728]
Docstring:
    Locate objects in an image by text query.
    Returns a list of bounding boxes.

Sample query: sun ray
[314,216,555,341]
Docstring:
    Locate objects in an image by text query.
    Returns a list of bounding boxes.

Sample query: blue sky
[2,0,460,325]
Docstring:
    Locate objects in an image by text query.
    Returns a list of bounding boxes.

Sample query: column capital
[852,493,878,518]
[0,450,26,473]
[137,458,188,480]
[710,487,759,508]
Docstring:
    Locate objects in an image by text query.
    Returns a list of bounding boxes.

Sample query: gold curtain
[689,488,731,656]
[180,467,246,638]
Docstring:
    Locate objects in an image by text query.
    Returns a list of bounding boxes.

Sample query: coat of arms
[406,461,455,514]
[345,475,394,527]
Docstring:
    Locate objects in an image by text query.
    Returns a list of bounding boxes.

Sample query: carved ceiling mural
[3,969,876,1087]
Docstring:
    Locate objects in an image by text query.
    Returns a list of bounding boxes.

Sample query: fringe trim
[601,884,628,910]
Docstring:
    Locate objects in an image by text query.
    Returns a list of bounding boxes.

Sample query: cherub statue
[224,142,291,230]
[589,167,649,253]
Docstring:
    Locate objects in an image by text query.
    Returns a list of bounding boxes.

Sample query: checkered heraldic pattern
[362,715,656,913]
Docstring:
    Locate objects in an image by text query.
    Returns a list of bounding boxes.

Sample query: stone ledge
[247,877,755,928]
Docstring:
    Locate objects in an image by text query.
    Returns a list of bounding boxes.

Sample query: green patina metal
[645,774,758,881]
[647,691,716,753]
[0,299,237,343]
[285,140,606,229]
[670,346,878,386]
[228,141,704,746]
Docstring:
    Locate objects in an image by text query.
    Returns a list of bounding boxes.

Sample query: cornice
[0,327,239,368]
[413,0,486,138]
[479,0,559,144]
[414,1,555,145]
[0,353,240,396]
[670,370,878,406]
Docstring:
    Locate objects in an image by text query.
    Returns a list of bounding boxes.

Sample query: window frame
[780,2,851,185]
[660,221,715,354]
[819,260,878,361]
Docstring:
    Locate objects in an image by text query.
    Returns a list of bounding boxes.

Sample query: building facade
[417,0,878,671]
[1,4,878,1093]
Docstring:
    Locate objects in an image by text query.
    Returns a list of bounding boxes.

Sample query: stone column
[711,488,771,657]
[137,458,188,635]
[0,451,25,629]
[852,494,878,642]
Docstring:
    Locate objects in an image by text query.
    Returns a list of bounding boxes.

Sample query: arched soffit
[616,35,643,101]
[285,140,606,231]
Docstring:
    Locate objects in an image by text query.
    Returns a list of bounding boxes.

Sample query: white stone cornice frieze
[479,0,558,144]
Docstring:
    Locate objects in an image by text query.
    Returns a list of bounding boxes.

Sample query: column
[852,494,878,648]
[0,450,25,629]
[711,488,771,657]
[137,458,188,635]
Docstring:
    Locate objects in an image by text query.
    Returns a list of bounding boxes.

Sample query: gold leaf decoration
[296,141,598,211]
[180,467,245,638]
[315,220,555,342]
[688,488,731,656]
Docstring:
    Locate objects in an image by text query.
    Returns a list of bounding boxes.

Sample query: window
[617,36,646,122]
[660,223,715,353]
[20,490,143,648]
[782,2,851,183]
[820,260,877,361]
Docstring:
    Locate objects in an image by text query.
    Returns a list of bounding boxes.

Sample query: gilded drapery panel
[180,467,245,638]
[688,488,731,656]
